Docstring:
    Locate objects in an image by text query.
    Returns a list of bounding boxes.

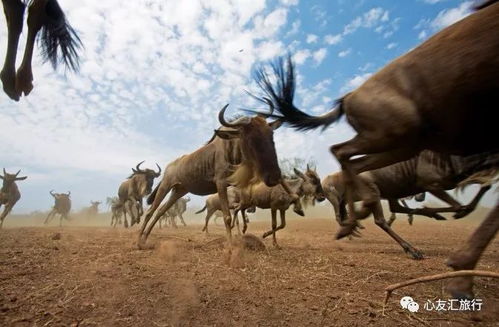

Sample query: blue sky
[1,0,493,214]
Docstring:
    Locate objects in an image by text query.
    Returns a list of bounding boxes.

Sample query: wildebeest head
[215,104,282,187]
[50,190,71,200]
[294,165,326,203]
[90,201,101,208]
[0,168,27,193]
[130,161,161,194]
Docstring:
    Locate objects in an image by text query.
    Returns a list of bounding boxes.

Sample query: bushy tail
[39,0,82,71]
[195,205,207,214]
[252,55,344,131]
[456,168,499,193]
[147,184,159,205]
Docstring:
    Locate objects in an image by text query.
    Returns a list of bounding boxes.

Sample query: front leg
[216,181,233,247]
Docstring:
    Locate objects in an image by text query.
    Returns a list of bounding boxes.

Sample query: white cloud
[386,42,397,49]
[338,48,351,57]
[423,0,447,4]
[306,34,318,44]
[324,34,342,45]
[431,1,473,30]
[340,72,373,93]
[286,20,301,36]
[280,0,299,5]
[293,49,311,64]
[418,30,428,39]
[343,7,390,35]
[312,48,327,65]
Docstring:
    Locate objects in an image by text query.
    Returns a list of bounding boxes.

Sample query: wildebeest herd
[1,0,498,307]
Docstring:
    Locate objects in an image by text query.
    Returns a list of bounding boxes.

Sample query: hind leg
[0,0,25,100]
[202,208,216,233]
[139,181,174,241]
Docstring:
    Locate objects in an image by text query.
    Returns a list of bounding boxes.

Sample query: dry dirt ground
[0,207,498,327]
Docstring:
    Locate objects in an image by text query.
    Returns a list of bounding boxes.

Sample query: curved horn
[50,190,56,197]
[135,160,145,173]
[67,191,71,196]
[218,104,248,128]
[15,169,21,177]
[155,163,162,177]
[2,168,6,176]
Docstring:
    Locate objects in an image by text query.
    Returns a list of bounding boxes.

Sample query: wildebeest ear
[15,176,27,181]
[269,119,282,130]
[214,129,240,140]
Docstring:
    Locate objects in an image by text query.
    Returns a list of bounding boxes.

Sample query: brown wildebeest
[253,1,498,298]
[0,168,27,228]
[234,166,326,248]
[44,190,71,226]
[1,0,82,101]
[158,197,190,228]
[118,161,161,228]
[81,200,101,218]
[323,151,498,259]
[197,187,255,234]
[106,196,124,227]
[139,104,286,248]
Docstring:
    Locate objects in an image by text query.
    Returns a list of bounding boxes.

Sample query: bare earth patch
[0,214,497,326]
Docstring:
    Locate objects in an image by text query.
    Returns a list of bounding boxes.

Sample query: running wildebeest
[81,200,101,218]
[118,161,161,228]
[139,104,288,248]
[158,197,190,228]
[322,151,498,259]
[386,193,426,226]
[1,0,82,101]
[0,168,27,228]
[198,186,255,234]
[234,166,326,248]
[252,0,499,298]
[44,190,71,226]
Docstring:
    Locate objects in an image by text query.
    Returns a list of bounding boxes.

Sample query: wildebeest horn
[136,160,145,173]
[218,104,251,128]
[2,168,6,176]
[67,191,71,196]
[50,190,56,197]
[155,163,161,177]
[14,169,21,176]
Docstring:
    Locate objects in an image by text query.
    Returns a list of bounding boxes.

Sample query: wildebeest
[106,196,124,227]
[0,168,27,228]
[158,197,190,228]
[81,200,101,218]
[118,161,161,228]
[198,186,255,234]
[139,104,286,248]
[322,151,498,259]
[1,0,81,101]
[44,190,71,226]
[234,166,326,247]
[386,193,426,226]
[252,1,498,298]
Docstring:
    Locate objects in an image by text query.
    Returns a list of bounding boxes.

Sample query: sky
[1,0,495,213]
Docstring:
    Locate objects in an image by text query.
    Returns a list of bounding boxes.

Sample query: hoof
[336,224,357,240]
[408,249,425,260]
[447,277,475,300]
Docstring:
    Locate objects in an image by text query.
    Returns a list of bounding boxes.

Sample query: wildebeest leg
[0,203,13,228]
[388,198,447,221]
[139,181,175,242]
[453,185,491,219]
[202,207,217,233]
[371,201,424,260]
[400,199,414,225]
[331,138,418,239]
[446,204,499,299]
[136,198,144,224]
[216,182,233,247]
[263,208,280,248]
[387,212,397,227]
[178,213,187,226]
[170,215,178,229]
[241,210,248,234]
[142,185,187,243]
[44,209,56,225]
[323,184,342,225]
[0,0,25,101]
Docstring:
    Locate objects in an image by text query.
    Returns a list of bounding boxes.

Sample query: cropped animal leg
[263,208,281,248]
[142,185,187,242]
[1,0,25,100]
[178,213,187,226]
[453,185,491,219]
[138,181,174,242]
[388,199,447,221]
[0,203,13,228]
[202,208,217,233]
[371,201,424,260]
[447,204,499,299]
[241,209,248,234]
[216,181,233,247]
[44,209,55,225]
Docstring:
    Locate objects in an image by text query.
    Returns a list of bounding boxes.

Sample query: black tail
[195,205,207,214]
[39,0,82,72]
[252,55,344,131]
[147,184,159,205]
[474,0,499,10]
